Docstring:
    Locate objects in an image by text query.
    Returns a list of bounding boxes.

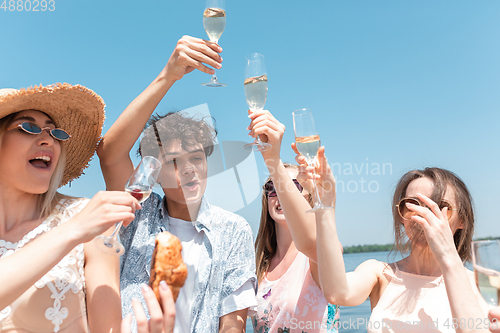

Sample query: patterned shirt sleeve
[220,215,257,300]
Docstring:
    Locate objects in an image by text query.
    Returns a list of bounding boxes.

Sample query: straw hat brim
[0,83,105,186]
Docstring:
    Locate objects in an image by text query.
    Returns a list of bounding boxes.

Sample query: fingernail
[220,56,223,61]
[141,283,149,292]
[210,69,215,74]
[160,280,168,290]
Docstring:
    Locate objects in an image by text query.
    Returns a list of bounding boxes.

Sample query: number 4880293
[1,0,55,11]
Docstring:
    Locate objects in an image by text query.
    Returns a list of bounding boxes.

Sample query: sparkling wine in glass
[243,53,271,152]
[472,240,500,306]
[94,156,162,255]
[201,0,226,87]
[293,108,333,212]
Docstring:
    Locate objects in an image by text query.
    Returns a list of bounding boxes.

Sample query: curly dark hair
[138,111,218,158]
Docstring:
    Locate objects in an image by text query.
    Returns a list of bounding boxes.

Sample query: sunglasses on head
[396,197,457,221]
[264,179,304,197]
[8,122,71,141]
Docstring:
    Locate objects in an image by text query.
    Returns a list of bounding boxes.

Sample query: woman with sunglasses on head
[292,145,490,333]
[248,110,340,333]
[0,84,141,333]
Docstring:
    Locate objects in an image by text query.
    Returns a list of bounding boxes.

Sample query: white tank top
[368,262,484,333]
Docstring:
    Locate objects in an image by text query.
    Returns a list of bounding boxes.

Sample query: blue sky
[1,0,499,246]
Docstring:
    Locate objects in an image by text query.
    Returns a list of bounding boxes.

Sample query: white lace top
[0,198,90,333]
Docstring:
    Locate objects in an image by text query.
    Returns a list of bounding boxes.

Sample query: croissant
[149,231,188,303]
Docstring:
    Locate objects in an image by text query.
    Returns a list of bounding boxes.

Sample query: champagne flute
[94,156,162,255]
[201,0,226,87]
[243,53,271,152]
[472,240,500,306]
[292,108,333,212]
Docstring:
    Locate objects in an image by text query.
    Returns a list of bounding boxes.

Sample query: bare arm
[97,36,223,191]
[219,309,248,333]
[315,208,381,306]
[409,194,490,333]
[84,241,122,333]
[248,110,317,261]
[298,147,381,306]
[0,191,139,309]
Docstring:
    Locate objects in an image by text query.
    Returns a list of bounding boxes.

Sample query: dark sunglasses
[396,197,457,220]
[8,122,71,141]
[264,179,304,197]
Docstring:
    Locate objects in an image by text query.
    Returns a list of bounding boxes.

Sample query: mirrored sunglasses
[264,179,304,197]
[8,122,71,141]
[396,197,457,220]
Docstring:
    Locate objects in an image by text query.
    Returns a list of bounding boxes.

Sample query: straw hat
[0,83,105,186]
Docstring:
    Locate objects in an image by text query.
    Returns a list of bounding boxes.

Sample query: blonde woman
[248,110,339,333]
[0,84,140,333]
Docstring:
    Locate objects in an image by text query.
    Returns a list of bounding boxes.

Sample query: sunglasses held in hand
[396,197,457,221]
[8,122,71,141]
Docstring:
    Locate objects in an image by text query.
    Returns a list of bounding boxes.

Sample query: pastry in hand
[149,231,188,303]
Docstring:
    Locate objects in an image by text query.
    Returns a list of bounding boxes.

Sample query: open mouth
[29,156,52,169]
[182,180,199,191]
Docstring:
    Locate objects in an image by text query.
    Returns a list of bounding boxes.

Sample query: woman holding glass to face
[247,110,340,332]
[291,143,491,332]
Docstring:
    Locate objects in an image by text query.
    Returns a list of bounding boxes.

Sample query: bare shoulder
[355,259,391,276]
[356,259,394,305]
[353,259,392,289]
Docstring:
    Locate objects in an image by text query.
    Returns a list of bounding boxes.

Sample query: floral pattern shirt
[252,252,339,333]
[119,193,257,333]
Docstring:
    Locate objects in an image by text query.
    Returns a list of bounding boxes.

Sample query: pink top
[0,198,89,333]
[251,252,339,333]
[368,262,484,333]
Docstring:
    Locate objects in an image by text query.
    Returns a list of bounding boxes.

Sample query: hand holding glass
[201,0,226,87]
[292,108,333,212]
[94,156,162,255]
[472,240,500,306]
[244,53,271,151]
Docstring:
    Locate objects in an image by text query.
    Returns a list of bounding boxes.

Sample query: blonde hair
[0,112,67,218]
[255,164,313,282]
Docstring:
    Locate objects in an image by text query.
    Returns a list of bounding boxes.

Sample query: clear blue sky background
[1,0,499,247]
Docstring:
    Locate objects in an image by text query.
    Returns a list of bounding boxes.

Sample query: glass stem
[109,221,123,240]
[250,109,263,144]
[211,39,219,82]
[309,159,323,207]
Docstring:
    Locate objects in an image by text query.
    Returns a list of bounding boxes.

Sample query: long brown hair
[392,167,474,262]
[255,164,313,282]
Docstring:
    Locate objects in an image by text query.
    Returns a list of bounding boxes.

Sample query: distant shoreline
[343,236,500,254]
